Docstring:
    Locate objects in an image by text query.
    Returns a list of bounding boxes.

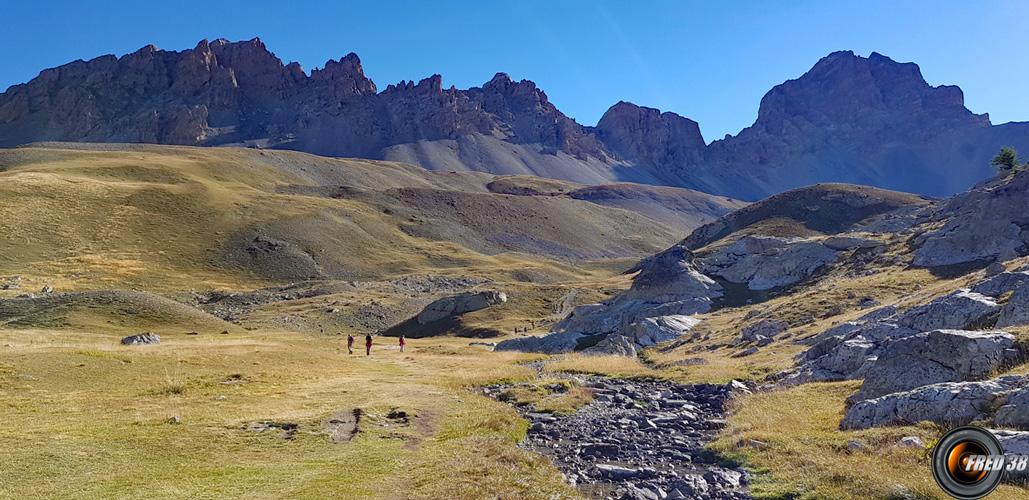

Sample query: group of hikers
[346,333,405,355]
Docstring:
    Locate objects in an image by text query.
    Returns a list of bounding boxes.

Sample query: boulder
[985,261,1006,277]
[732,347,759,358]
[623,244,724,304]
[585,334,638,356]
[740,319,787,343]
[913,171,1029,267]
[416,290,507,324]
[841,376,1026,430]
[997,284,1029,327]
[627,315,701,347]
[851,330,1017,401]
[595,464,640,480]
[893,290,1000,332]
[782,313,914,385]
[858,296,881,309]
[990,429,1029,484]
[121,332,161,345]
[494,331,583,354]
[995,386,1029,429]
[786,284,1010,386]
[697,236,838,290]
[970,271,1029,298]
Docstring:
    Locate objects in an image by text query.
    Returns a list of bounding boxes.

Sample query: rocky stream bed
[485,372,751,500]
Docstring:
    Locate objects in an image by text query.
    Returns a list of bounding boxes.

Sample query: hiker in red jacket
[398,335,406,353]
[346,334,355,355]
[365,334,373,356]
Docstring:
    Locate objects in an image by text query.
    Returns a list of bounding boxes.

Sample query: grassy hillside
[0,144,738,293]
[0,328,580,498]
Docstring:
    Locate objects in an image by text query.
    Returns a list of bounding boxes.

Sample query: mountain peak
[483,72,517,92]
[310,52,376,95]
[596,100,705,176]
[754,50,987,132]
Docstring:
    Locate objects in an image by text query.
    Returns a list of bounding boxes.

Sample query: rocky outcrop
[739,319,787,344]
[841,376,1026,430]
[628,315,702,348]
[553,245,722,338]
[416,290,507,324]
[851,329,1017,401]
[991,430,1029,484]
[692,51,1029,200]
[784,272,1022,385]
[121,332,161,345]
[892,290,1000,332]
[496,245,719,355]
[594,101,705,181]
[996,386,1029,429]
[0,39,618,181]
[913,170,1029,267]
[4,43,1029,200]
[492,331,585,354]
[696,236,838,290]
[971,271,1029,298]
[821,235,883,251]
[997,282,1029,328]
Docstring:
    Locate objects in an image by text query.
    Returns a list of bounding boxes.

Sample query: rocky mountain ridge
[4,41,1029,200]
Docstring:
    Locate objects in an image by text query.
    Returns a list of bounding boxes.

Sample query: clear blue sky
[2,1,1026,141]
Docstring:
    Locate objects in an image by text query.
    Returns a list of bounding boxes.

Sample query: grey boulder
[893,289,1000,332]
[997,284,1029,328]
[416,290,507,324]
[995,386,1029,429]
[740,319,787,343]
[851,329,1017,401]
[121,332,161,345]
[842,376,1026,430]
[627,315,701,347]
[971,271,1029,298]
[990,429,1029,484]
[697,236,838,291]
[913,171,1029,267]
[494,331,583,354]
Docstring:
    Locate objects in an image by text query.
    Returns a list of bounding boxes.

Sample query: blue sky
[2,1,1026,141]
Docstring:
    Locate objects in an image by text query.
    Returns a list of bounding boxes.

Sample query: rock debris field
[485,374,750,500]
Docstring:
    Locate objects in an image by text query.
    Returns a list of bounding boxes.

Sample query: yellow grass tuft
[712,382,1027,499]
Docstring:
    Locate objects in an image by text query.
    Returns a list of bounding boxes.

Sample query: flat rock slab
[247,421,298,440]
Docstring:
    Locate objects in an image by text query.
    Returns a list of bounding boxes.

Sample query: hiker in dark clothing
[365,334,373,356]
[346,334,355,355]
[398,335,406,353]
